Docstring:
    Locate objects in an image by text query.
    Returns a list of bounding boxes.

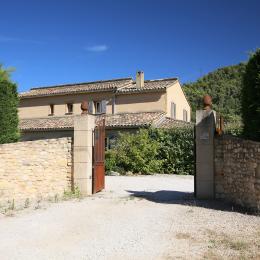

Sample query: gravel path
[0,175,259,260]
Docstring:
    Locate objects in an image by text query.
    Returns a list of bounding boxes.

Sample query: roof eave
[116,88,167,95]
[19,88,117,99]
[20,127,74,132]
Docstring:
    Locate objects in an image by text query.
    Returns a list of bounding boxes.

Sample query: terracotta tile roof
[117,78,178,94]
[19,116,74,131]
[19,77,178,98]
[156,117,193,128]
[99,112,165,128]
[19,112,165,131]
[19,78,132,98]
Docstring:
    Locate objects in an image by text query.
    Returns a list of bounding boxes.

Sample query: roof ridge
[30,77,133,90]
[164,116,192,123]
[20,115,75,120]
[144,77,178,83]
[151,113,167,127]
[105,111,164,116]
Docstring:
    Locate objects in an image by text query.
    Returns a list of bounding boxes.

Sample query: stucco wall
[166,82,191,121]
[19,84,191,121]
[115,92,166,114]
[214,135,260,211]
[19,92,115,118]
[19,91,166,118]
[0,138,72,210]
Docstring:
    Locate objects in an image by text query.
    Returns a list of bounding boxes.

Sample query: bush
[0,80,19,144]
[242,49,260,141]
[224,121,243,136]
[151,126,194,175]
[106,129,162,174]
[105,126,194,175]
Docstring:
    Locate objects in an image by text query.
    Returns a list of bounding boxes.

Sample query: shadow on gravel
[126,190,258,215]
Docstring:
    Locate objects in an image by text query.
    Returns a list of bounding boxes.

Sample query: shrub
[0,79,19,144]
[105,129,162,174]
[242,49,260,141]
[105,126,194,175]
[224,121,243,136]
[151,126,194,175]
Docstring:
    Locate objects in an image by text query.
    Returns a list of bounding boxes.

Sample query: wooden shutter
[183,109,187,121]
[89,100,93,114]
[171,102,176,119]
[101,100,107,114]
[112,97,116,114]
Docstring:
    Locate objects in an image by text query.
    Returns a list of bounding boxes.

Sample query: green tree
[0,66,19,143]
[0,64,14,81]
[242,49,260,141]
[183,63,246,122]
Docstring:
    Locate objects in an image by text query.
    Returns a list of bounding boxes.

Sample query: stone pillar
[195,109,216,199]
[73,114,95,196]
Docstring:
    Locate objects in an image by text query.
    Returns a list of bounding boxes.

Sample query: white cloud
[0,35,44,44]
[85,45,108,52]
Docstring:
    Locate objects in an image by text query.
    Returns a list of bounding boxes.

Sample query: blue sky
[0,0,259,92]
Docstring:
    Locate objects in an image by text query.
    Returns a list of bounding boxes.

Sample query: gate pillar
[74,113,95,196]
[195,95,216,199]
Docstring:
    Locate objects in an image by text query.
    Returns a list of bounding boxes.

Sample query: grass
[63,186,82,200]
[204,229,260,259]
[206,230,249,251]
[0,188,82,216]
[175,232,191,240]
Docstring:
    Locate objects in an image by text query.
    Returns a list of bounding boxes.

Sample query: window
[183,109,188,122]
[105,135,117,150]
[171,102,176,119]
[94,101,102,114]
[66,103,73,114]
[49,104,54,115]
[94,100,107,114]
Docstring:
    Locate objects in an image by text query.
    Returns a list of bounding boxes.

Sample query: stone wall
[214,135,260,211]
[0,137,72,209]
[21,130,73,142]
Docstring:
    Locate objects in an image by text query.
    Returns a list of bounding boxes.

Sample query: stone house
[19,71,191,144]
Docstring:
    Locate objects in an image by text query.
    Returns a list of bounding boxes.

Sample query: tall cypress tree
[0,79,19,143]
[242,49,260,141]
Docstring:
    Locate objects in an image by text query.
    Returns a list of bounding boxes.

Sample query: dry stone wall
[214,135,260,211]
[0,137,72,210]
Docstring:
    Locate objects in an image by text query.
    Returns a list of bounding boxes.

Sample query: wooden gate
[92,119,105,194]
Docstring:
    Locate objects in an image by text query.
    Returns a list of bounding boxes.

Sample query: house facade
[19,71,191,142]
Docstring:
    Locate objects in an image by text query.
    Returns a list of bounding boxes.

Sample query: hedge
[0,79,19,144]
[105,126,194,175]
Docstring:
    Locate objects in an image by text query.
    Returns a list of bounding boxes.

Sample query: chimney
[136,71,144,88]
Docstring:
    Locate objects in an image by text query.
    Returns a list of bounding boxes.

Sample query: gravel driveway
[0,175,259,260]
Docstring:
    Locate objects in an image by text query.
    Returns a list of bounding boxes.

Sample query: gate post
[195,95,216,199]
[73,104,95,196]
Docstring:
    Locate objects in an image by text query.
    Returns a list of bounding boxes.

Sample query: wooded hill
[183,63,246,122]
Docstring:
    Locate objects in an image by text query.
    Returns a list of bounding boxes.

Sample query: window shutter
[183,109,187,121]
[112,97,116,114]
[171,102,176,119]
[101,100,107,114]
[89,100,93,114]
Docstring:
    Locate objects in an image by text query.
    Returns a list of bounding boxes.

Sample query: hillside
[183,63,246,122]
